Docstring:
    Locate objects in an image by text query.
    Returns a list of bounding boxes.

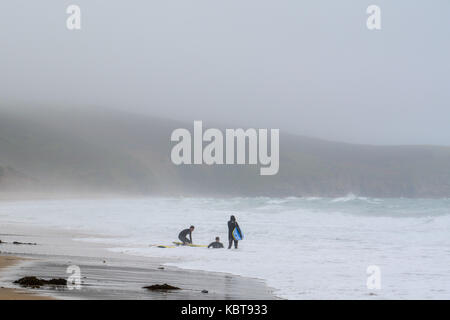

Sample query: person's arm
[208,242,213,248]
[189,231,192,243]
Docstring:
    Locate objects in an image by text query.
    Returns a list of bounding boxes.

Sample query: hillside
[1,106,449,197]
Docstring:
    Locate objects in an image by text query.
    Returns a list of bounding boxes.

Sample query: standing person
[227,215,240,249]
[178,225,194,245]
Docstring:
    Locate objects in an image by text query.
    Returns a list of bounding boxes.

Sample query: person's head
[215,236,220,242]
[230,215,236,222]
[190,225,195,231]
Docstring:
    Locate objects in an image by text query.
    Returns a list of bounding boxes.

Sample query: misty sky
[1,0,449,145]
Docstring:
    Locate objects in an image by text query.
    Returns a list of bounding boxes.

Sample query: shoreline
[0,255,53,300]
[0,222,278,300]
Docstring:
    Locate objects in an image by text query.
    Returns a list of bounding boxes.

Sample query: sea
[1,194,449,299]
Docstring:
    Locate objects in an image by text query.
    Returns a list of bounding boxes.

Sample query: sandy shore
[0,255,53,300]
[0,222,277,300]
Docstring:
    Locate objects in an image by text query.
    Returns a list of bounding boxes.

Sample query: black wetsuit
[228,220,240,249]
[178,228,192,244]
[208,241,224,249]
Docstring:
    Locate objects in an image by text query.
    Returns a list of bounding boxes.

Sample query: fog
[1,0,449,145]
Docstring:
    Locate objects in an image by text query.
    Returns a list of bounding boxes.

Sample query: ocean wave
[330,193,382,204]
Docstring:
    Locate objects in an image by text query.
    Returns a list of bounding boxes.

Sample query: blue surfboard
[232,227,243,241]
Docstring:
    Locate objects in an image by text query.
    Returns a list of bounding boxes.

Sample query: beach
[0,220,277,300]
[1,196,450,299]
[0,255,53,300]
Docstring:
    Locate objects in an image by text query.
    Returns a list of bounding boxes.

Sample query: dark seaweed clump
[14,276,67,289]
[143,283,180,291]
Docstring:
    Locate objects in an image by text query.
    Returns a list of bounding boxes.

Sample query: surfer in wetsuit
[227,215,240,249]
[178,226,194,245]
[208,237,224,249]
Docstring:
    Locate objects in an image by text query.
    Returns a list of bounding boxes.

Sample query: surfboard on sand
[232,226,244,241]
[172,241,208,247]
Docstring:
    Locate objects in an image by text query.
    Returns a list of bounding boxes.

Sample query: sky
[1,0,449,145]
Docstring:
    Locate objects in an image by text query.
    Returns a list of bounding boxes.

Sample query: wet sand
[0,255,53,300]
[0,222,277,300]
